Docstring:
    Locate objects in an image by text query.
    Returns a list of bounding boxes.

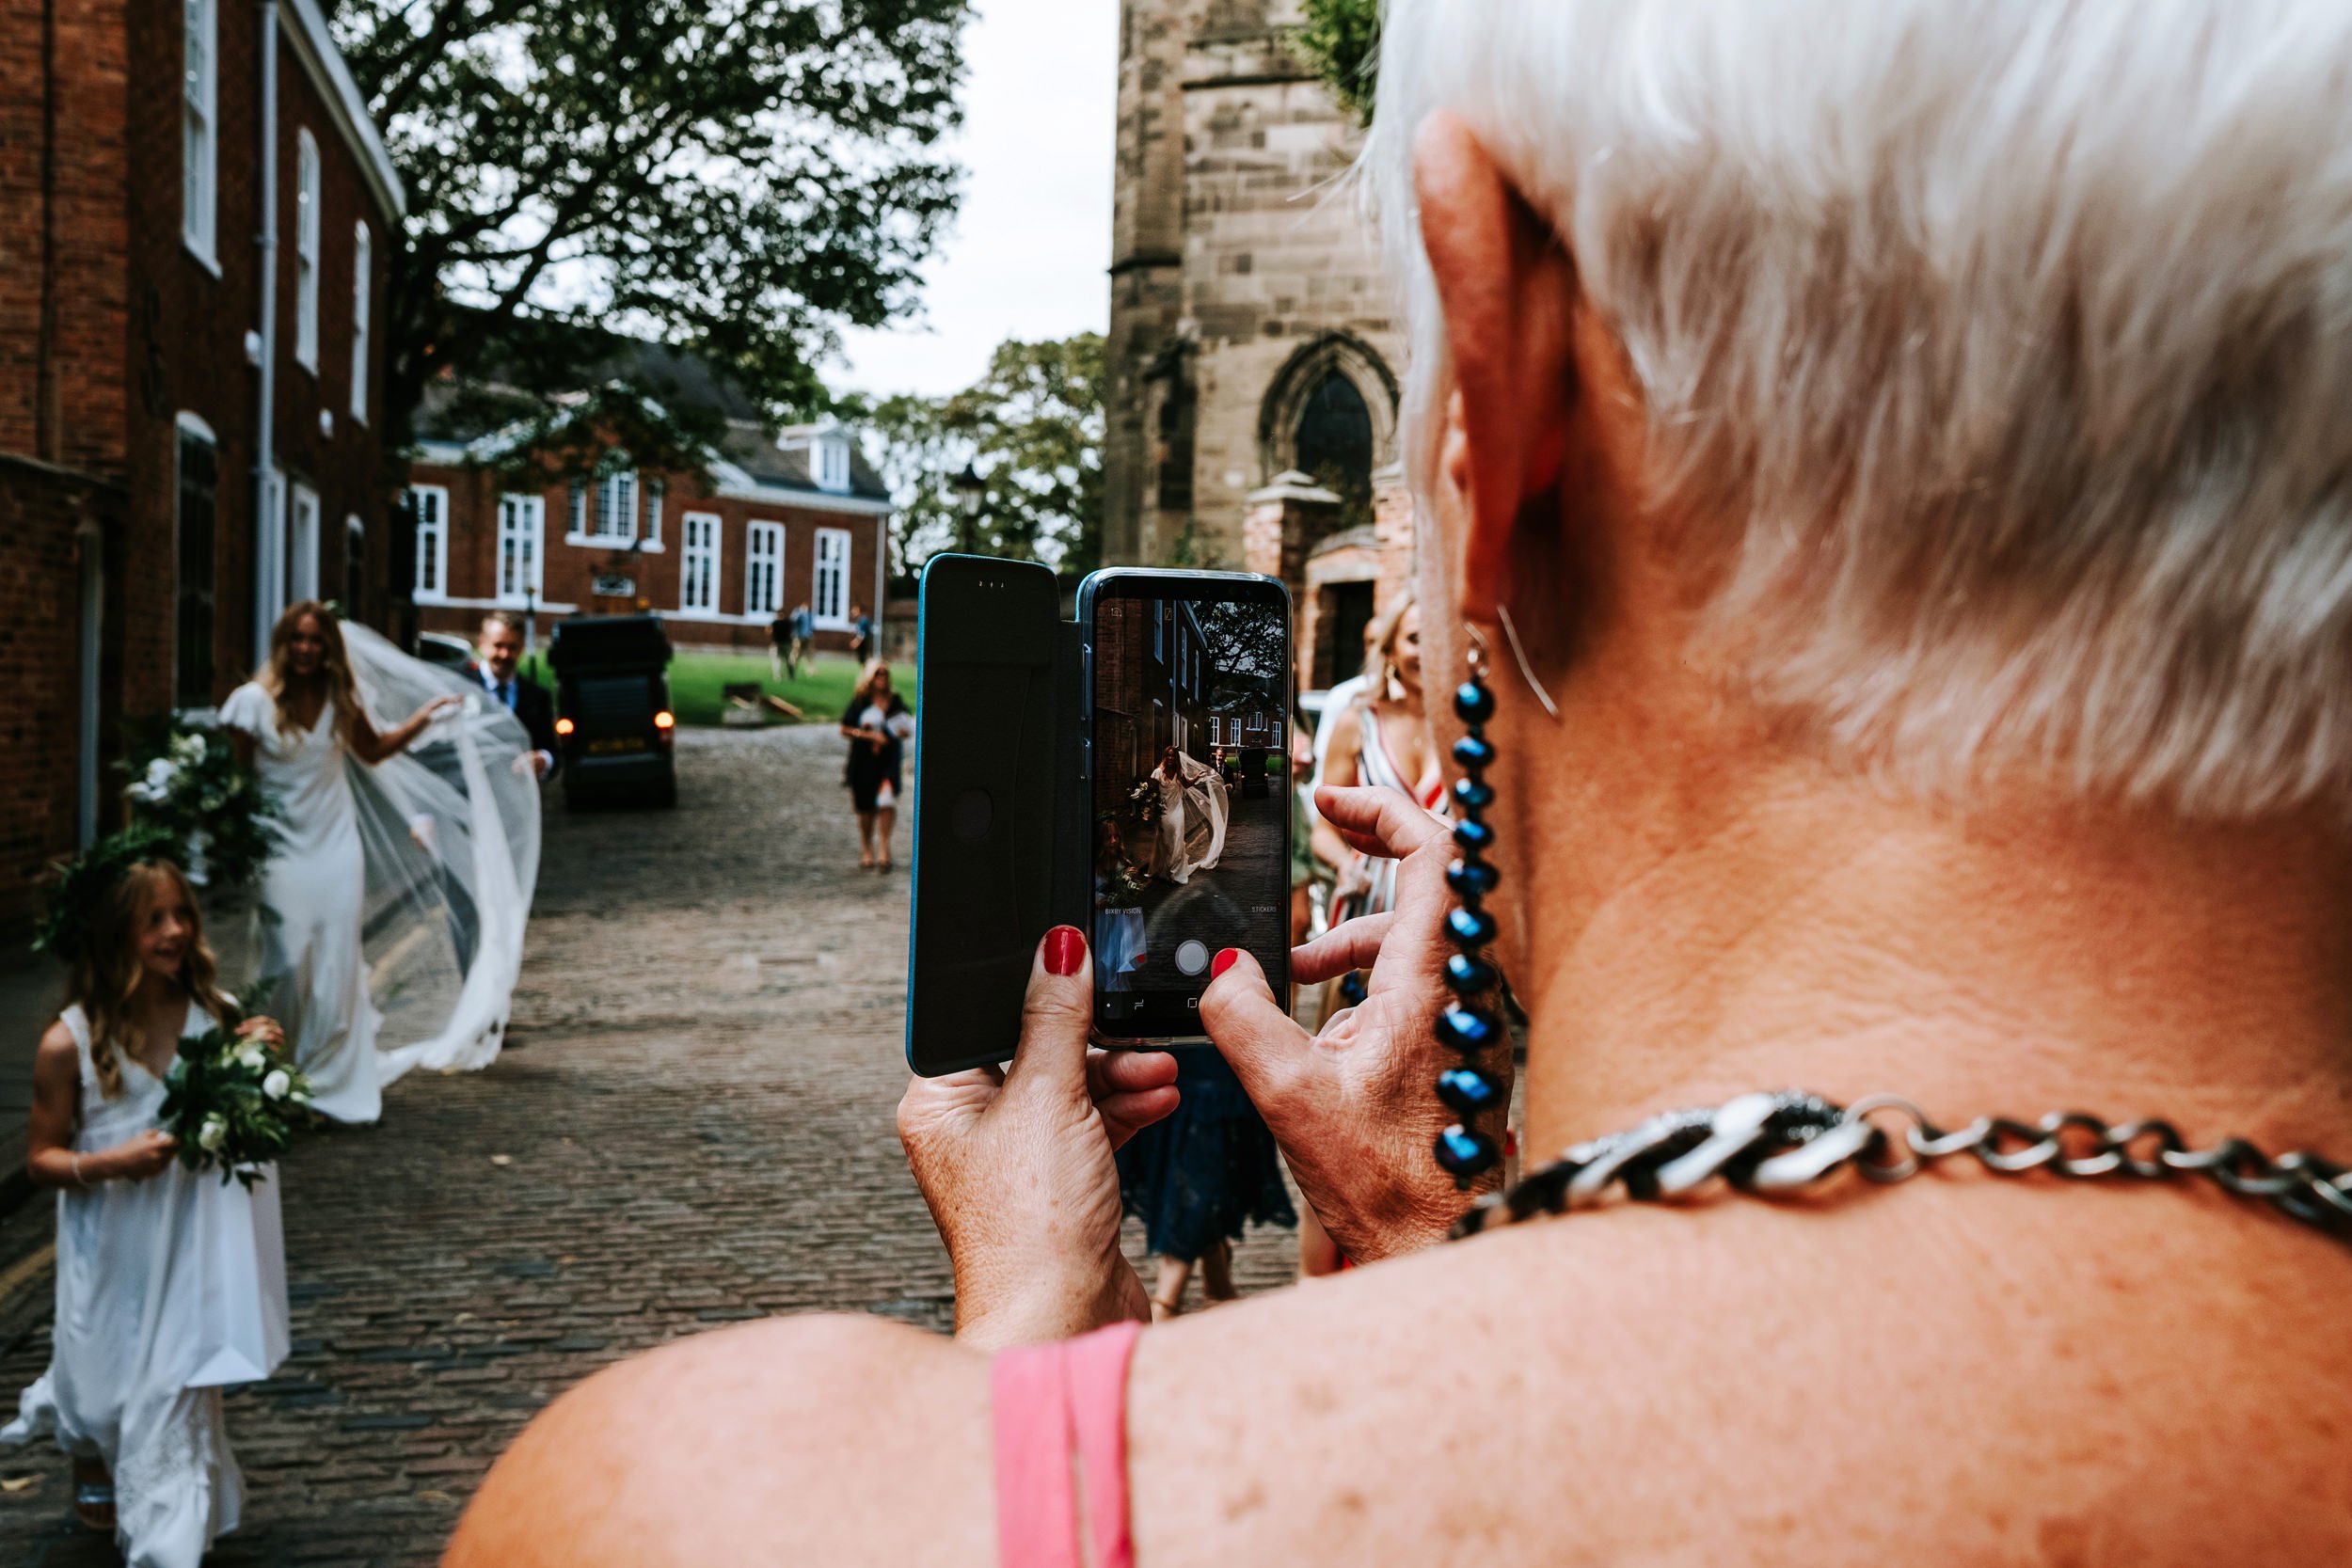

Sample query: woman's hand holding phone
[898,927,1182,1351]
[1201,784,1509,1264]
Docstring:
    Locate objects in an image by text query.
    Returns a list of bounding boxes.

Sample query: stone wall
[1104,0,1404,572]
[1102,0,1415,708]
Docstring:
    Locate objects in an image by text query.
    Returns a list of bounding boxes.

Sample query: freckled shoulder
[450,1312,996,1568]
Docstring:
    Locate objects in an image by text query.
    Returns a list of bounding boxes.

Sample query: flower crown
[33,822,186,963]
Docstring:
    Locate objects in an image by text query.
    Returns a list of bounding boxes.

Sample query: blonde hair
[69,861,231,1099]
[261,600,363,750]
[850,659,897,714]
[1362,584,1420,690]
[1367,0,2352,818]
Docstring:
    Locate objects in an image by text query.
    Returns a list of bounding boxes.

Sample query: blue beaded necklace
[1434,629,1507,1185]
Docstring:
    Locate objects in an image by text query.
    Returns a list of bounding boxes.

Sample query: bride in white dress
[1152,744,1232,886]
[3,854,290,1566]
[220,602,543,1125]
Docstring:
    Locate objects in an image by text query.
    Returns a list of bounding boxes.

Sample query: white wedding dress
[1152,753,1232,886]
[219,681,381,1122]
[219,626,542,1122]
[1,1001,289,1568]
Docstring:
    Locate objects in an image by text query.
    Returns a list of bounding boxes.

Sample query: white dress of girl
[1,1001,290,1568]
[219,682,382,1123]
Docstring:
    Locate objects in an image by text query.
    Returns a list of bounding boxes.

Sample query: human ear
[1412,111,1579,623]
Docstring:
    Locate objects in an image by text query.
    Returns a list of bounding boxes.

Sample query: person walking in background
[786,602,814,680]
[839,660,914,873]
[472,613,557,782]
[1115,1048,1296,1319]
[769,603,793,682]
[849,604,875,662]
[219,603,458,1125]
[5,852,291,1565]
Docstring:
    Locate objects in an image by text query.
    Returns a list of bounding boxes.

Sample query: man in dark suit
[473,612,560,781]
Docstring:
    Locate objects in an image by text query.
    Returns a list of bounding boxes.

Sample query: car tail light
[555,717,575,736]
[654,710,675,730]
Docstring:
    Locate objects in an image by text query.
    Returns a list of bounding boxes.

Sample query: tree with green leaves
[854,334,1105,586]
[328,0,971,468]
[1296,0,1381,125]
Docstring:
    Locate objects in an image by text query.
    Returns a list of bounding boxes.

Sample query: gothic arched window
[1294,371,1373,502]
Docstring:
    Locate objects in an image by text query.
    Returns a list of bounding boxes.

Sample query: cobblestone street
[0,727,1301,1566]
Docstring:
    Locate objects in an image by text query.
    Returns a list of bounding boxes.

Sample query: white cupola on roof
[815,433,850,492]
[778,420,853,493]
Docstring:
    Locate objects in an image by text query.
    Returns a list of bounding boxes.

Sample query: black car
[548,614,677,809]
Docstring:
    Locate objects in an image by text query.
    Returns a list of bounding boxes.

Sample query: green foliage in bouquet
[1100,861,1151,910]
[119,720,281,891]
[158,992,317,1189]
[1124,775,1163,830]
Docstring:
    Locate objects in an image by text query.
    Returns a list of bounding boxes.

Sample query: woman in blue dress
[1116,1045,1295,1317]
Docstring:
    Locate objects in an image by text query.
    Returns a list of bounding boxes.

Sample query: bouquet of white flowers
[120,721,279,890]
[157,1001,316,1188]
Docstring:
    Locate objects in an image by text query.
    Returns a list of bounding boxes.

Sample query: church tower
[1104,0,1194,567]
[1102,1,1410,689]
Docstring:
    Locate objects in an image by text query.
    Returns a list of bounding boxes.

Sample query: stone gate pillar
[1242,470,1342,693]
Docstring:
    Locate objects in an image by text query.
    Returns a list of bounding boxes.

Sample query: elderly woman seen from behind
[453,3,2352,1561]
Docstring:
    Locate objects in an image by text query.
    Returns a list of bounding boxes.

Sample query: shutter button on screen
[1174,940,1210,976]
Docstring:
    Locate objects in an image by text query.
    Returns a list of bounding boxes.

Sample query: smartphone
[905,554,1079,1076]
[1079,569,1293,1038]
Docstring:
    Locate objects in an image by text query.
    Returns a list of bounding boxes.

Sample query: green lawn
[521,647,915,728]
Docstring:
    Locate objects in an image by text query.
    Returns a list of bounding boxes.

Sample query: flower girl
[2,838,291,1567]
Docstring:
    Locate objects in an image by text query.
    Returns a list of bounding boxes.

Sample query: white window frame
[294,129,320,371]
[567,470,639,544]
[289,482,321,601]
[497,494,546,606]
[350,221,372,422]
[410,483,449,602]
[344,514,366,610]
[679,511,723,615]
[744,521,785,618]
[644,478,664,548]
[813,527,851,627]
[183,0,218,266]
[815,436,851,493]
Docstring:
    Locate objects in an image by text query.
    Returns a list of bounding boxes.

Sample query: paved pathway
[0,727,1302,1566]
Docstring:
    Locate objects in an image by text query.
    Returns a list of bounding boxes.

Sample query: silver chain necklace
[1455,1090,2352,1243]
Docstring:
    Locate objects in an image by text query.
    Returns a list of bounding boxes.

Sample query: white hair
[1367,0,2352,817]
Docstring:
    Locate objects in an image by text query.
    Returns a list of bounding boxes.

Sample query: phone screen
[1087,575,1292,1036]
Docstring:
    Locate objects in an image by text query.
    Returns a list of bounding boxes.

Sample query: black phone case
[904,556,1088,1075]
[905,555,1287,1075]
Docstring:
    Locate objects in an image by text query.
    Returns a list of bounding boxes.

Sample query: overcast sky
[830,2,1120,399]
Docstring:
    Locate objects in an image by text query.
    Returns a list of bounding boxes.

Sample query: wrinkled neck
[1511,776,2352,1165]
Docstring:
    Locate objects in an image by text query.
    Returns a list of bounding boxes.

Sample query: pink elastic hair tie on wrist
[992,1320,1144,1568]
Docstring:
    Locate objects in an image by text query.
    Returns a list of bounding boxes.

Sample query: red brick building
[409,408,892,656]
[0,0,406,930]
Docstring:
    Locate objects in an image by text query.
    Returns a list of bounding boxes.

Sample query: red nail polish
[1044,926,1086,976]
[1210,948,1241,979]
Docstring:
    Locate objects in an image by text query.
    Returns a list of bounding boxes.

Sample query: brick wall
[0,0,402,935]
[0,459,128,929]
[0,0,132,472]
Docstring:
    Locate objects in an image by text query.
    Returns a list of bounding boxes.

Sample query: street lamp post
[952,462,985,555]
